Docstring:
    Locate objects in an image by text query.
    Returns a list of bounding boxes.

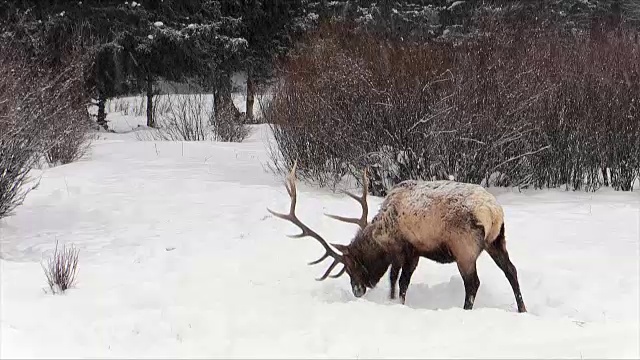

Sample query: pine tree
[1,0,248,128]
[222,0,308,121]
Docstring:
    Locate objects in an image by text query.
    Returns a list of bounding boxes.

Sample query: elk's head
[268,162,384,298]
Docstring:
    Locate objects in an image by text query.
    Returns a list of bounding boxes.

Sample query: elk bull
[268,162,527,312]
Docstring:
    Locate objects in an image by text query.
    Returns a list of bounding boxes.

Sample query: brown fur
[270,165,526,312]
[371,180,503,253]
[339,180,526,312]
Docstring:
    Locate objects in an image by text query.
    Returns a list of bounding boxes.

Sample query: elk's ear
[331,243,349,255]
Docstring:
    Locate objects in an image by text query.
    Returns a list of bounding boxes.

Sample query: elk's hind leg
[486,224,527,313]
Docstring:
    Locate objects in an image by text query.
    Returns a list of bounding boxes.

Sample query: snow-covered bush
[42,240,79,294]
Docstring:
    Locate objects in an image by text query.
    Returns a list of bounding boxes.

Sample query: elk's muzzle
[352,284,366,298]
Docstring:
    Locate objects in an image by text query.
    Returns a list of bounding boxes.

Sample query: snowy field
[1,107,639,358]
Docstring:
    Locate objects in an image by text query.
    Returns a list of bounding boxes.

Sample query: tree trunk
[97,95,107,130]
[380,0,392,29]
[213,71,236,117]
[146,77,154,128]
[246,70,255,123]
[319,0,328,21]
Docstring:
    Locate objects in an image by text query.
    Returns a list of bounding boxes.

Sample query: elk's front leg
[458,261,480,310]
[389,262,401,300]
[399,255,419,304]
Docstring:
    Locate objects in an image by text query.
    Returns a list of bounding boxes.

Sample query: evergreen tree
[1,0,247,128]
[222,0,307,121]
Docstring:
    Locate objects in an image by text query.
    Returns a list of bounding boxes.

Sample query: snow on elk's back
[391,180,500,212]
[384,180,504,241]
[0,123,639,358]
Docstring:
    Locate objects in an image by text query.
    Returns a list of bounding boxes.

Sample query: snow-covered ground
[1,108,639,358]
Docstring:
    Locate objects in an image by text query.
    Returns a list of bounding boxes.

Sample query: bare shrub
[266,22,640,195]
[0,123,45,218]
[45,125,92,166]
[151,94,212,141]
[112,98,131,114]
[266,25,451,193]
[43,64,94,166]
[0,41,47,217]
[0,47,48,218]
[153,94,172,117]
[0,37,92,218]
[213,100,251,142]
[108,96,146,117]
[140,94,250,142]
[42,240,80,294]
[132,96,147,117]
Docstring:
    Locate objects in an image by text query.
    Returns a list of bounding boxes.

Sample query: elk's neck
[352,229,392,287]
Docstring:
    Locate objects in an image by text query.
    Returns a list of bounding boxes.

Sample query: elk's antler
[325,169,370,230]
[268,161,345,281]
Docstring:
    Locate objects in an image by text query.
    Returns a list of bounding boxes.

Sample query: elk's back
[372,180,504,253]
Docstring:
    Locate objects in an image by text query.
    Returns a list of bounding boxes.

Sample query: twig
[407,105,454,134]
[491,145,552,171]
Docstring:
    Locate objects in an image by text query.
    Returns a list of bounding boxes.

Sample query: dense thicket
[266,13,640,195]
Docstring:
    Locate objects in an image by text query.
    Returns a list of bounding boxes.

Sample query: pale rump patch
[468,190,504,242]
